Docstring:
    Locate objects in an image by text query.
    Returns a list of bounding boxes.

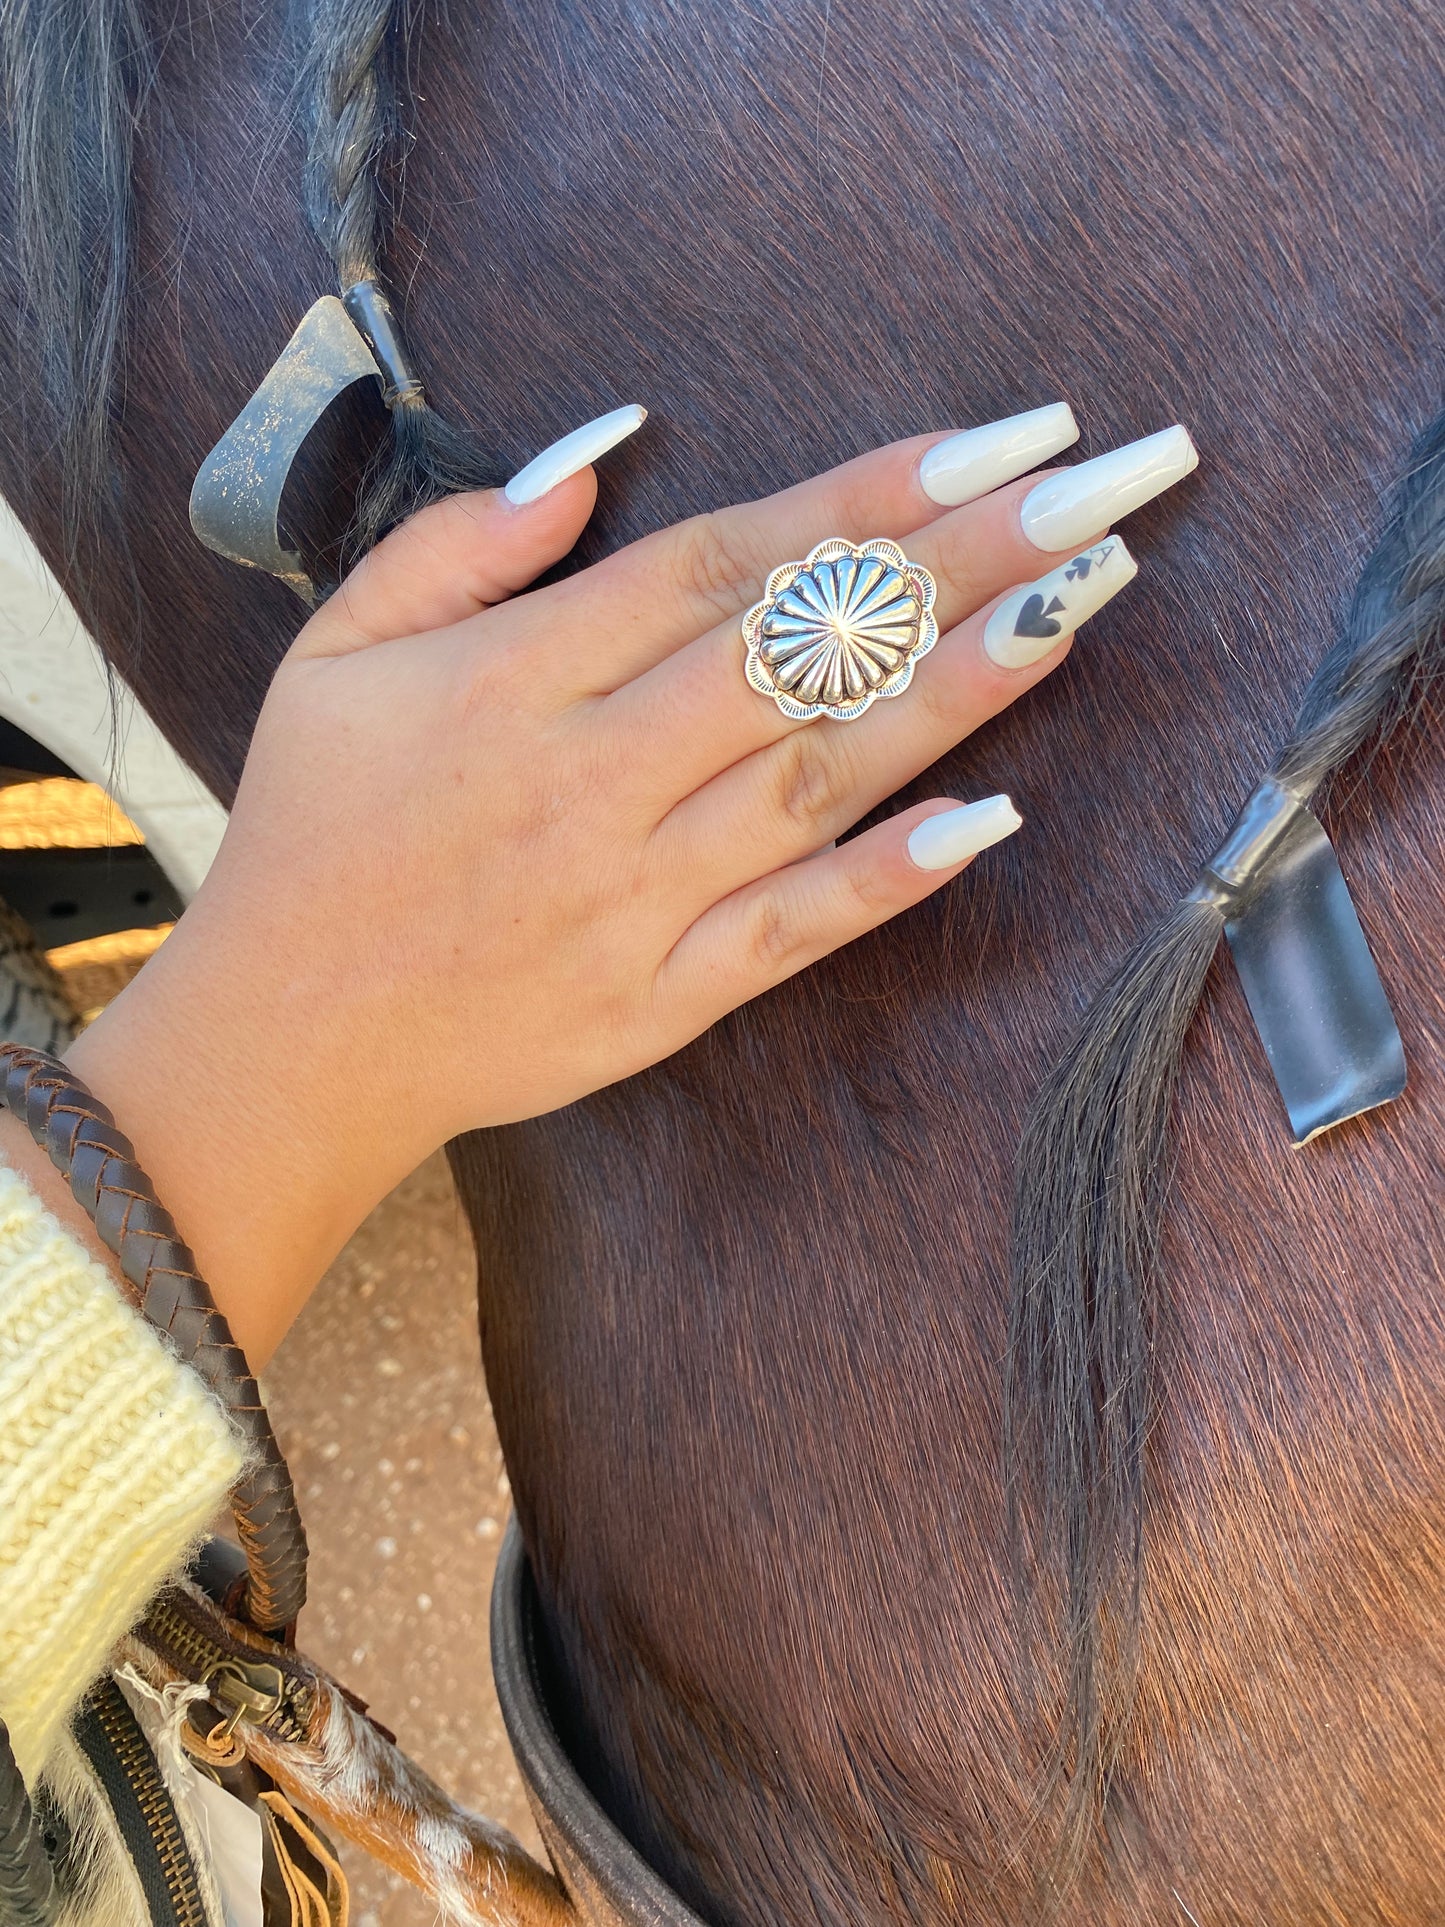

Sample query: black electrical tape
[341,281,425,409]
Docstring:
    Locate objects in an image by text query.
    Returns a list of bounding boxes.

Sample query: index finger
[521,403,1081,690]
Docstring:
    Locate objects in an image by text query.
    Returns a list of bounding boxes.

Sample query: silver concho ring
[743,537,939,723]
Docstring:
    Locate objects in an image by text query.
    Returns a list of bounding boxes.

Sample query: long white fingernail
[1019,424,1197,552]
[908,795,1022,871]
[919,402,1080,508]
[504,404,647,505]
[984,537,1138,669]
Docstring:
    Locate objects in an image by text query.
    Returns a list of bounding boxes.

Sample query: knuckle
[839,859,893,920]
[911,670,955,733]
[832,470,880,533]
[742,889,806,977]
[674,511,761,624]
[911,652,969,733]
[770,735,843,840]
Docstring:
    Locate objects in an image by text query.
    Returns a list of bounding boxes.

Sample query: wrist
[0,1104,114,1278]
[61,905,431,1367]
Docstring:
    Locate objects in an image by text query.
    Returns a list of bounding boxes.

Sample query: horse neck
[3,0,1444,1918]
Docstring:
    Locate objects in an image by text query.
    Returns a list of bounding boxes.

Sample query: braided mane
[3,1,1445,1916]
[1008,411,1445,1876]
[300,0,497,551]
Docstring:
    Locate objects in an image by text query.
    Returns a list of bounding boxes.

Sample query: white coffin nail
[984,537,1138,669]
[919,403,1080,508]
[504,404,648,505]
[908,795,1022,871]
[1019,424,1198,552]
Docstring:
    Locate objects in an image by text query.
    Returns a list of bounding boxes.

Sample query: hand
[58,406,1191,1361]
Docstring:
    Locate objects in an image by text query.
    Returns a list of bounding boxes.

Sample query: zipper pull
[204,1657,286,1743]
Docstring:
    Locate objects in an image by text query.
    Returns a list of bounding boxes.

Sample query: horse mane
[0,0,491,601]
[0,0,149,625]
[4,0,1445,1908]
[1008,410,1445,1876]
[299,0,497,547]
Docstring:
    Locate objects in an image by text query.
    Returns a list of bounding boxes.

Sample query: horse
[2,0,1444,1919]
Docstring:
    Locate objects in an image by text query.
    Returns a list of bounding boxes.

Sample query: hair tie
[341,279,426,410]
[1189,776,1306,913]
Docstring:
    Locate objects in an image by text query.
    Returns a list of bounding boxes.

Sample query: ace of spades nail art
[1064,540,1117,582]
[1003,540,1122,645]
[985,538,1140,669]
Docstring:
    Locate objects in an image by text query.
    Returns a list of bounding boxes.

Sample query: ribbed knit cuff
[0,1163,245,1782]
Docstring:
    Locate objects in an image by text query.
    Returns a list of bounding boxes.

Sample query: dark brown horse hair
[5,0,1445,1905]
[1007,405,1445,1876]
[0,0,494,593]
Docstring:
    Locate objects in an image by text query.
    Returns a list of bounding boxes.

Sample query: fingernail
[1019,424,1197,552]
[908,794,1022,871]
[504,404,647,505]
[984,537,1138,669]
[919,402,1080,508]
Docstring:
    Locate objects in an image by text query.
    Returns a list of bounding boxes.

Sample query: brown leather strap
[0,1718,55,1926]
[0,1043,307,1634]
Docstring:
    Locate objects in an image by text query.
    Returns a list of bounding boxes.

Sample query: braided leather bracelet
[0,1043,307,1635]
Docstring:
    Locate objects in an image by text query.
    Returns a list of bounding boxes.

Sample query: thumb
[296,404,646,656]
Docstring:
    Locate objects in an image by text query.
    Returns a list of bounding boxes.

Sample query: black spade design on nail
[1065,541,1114,583]
[1014,593,1066,638]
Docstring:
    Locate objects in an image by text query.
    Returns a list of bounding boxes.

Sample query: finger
[658,795,1022,1028]
[652,538,1135,911]
[294,481,595,657]
[518,403,1083,690]
[294,404,646,656]
[605,480,1037,803]
[580,416,1191,698]
[607,420,1183,806]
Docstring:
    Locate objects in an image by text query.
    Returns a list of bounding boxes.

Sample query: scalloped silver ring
[742,537,939,723]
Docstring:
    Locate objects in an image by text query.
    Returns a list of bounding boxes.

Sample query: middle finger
[606,423,1195,807]
[530,403,1082,690]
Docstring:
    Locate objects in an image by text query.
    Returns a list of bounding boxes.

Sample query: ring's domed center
[759,554,922,708]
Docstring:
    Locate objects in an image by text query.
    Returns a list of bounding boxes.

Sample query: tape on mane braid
[298,0,498,565]
[1006,406,1445,1882]
[342,279,423,407]
[191,2,501,594]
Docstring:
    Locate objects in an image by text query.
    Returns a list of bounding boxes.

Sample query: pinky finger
[660,794,1023,1025]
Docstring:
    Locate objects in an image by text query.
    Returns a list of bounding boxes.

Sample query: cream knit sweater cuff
[0,1162,245,1784]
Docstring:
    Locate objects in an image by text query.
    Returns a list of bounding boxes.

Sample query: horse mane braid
[1006,404,1445,1883]
[0,0,492,625]
[299,0,498,557]
[0,0,149,628]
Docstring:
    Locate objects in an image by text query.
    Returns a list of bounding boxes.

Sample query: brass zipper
[142,1590,311,1745]
[76,1677,209,1927]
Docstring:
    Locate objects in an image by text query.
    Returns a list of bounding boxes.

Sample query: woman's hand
[52,404,1194,1361]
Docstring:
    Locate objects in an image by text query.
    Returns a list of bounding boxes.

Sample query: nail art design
[1019,424,1197,552]
[984,537,1138,669]
[908,794,1022,870]
[504,404,647,505]
[919,403,1080,508]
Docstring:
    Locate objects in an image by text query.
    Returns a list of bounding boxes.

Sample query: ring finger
[608,423,1194,804]
[652,531,1140,907]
